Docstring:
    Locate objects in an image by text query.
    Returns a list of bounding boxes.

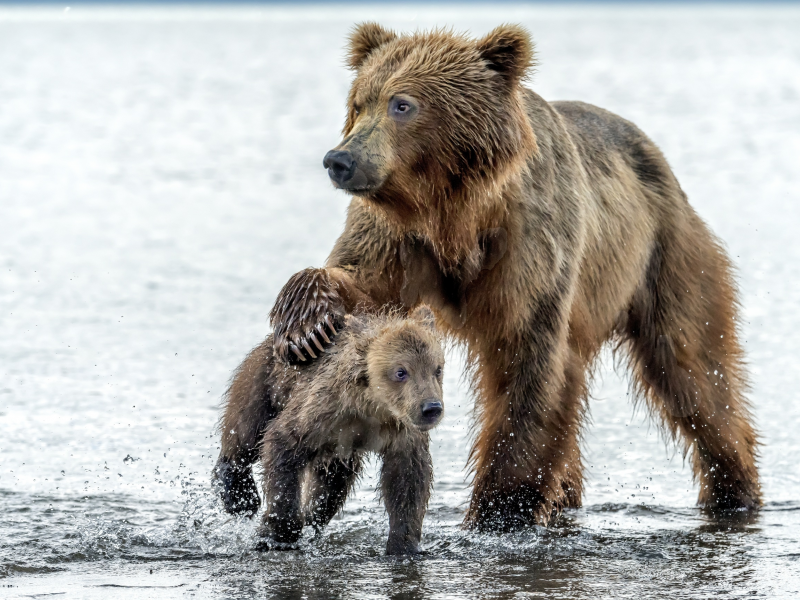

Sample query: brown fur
[400,227,507,328]
[215,307,445,554]
[266,24,760,530]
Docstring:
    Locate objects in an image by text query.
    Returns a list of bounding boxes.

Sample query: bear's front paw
[258,516,304,547]
[269,268,345,364]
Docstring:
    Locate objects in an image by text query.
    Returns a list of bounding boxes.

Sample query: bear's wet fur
[263,23,760,530]
[214,306,445,555]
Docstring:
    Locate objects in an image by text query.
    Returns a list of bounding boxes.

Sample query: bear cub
[214,306,445,555]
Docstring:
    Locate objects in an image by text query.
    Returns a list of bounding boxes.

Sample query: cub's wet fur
[214,307,444,555]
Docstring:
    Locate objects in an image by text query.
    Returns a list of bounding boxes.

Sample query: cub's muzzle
[419,399,444,429]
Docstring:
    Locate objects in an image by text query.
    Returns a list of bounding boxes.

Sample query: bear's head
[361,306,445,432]
[323,23,537,256]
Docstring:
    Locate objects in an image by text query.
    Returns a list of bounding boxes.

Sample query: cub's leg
[213,337,282,517]
[304,456,363,532]
[380,434,433,555]
[622,234,760,510]
[258,429,309,545]
[464,318,589,531]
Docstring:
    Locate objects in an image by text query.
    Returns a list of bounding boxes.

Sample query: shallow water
[1,3,800,598]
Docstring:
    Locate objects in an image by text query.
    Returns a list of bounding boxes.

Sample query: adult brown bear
[265,23,761,531]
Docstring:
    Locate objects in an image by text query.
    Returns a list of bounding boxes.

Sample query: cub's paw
[269,268,345,364]
[212,457,261,518]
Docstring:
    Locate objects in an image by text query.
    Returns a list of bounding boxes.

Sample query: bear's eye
[353,104,361,116]
[388,95,418,123]
[435,366,443,379]
[392,367,408,382]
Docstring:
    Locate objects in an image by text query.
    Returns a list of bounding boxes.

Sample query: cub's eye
[353,104,361,116]
[388,95,418,122]
[434,366,443,378]
[392,367,408,382]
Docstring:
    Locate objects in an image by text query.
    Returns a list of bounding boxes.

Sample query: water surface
[1,4,800,598]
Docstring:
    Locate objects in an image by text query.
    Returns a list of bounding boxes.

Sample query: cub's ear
[477,24,535,85]
[347,22,397,70]
[410,305,437,331]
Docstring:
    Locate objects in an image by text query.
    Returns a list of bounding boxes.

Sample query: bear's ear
[347,22,397,70]
[476,24,535,86]
[410,305,437,331]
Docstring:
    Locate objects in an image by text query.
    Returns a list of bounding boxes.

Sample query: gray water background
[1,4,799,598]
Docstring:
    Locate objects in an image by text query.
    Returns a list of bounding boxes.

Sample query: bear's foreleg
[380,434,433,555]
[258,432,309,546]
[304,456,363,532]
[465,319,589,531]
[399,229,508,330]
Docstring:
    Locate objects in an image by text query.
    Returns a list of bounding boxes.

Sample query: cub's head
[323,23,537,225]
[364,306,445,431]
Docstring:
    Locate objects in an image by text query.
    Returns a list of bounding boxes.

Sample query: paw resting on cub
[270,229,507,365]
[269,268,345,363]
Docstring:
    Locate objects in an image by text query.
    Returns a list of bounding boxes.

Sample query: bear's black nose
[323,150,356,185]
[421,400,443,422]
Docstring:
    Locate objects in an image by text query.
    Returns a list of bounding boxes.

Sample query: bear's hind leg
[304,456,363,532]
[622,235,761,511]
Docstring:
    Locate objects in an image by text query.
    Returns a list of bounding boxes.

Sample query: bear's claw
[301,338,317,359]
[311,334,325,353]
[270,268,345,364]
[289,343,306,362]
[316,323,331,344]
[325,315,338,334]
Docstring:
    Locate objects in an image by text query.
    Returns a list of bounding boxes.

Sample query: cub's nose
[323,150,356,185]
[420,400,443,423]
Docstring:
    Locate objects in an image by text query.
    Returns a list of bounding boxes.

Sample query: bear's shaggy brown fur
[214,307,445,555]
[264,23,760,531]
